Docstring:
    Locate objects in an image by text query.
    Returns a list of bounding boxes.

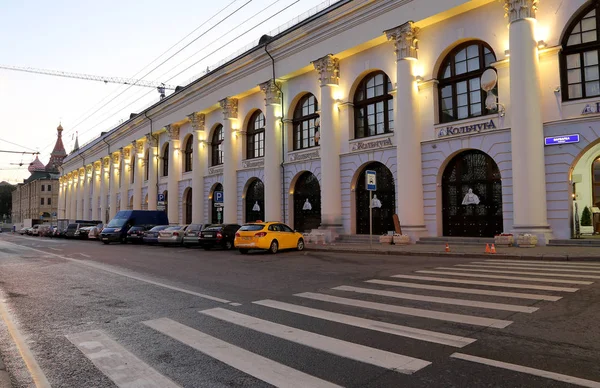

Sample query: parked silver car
[157,225,188,246]
[182,223,213,247]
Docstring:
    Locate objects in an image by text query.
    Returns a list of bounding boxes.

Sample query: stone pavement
[0,357,10,388]
[306,241,600,261]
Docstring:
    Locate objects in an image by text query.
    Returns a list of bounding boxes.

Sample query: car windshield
[149,225,169,232]
[239,224,265,231]
[165,226,182,231]
[204,226,222,232]
[66,224,78,230]
[107,218,127,228]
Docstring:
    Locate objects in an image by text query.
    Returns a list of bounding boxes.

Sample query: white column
[386,22,427,241]
[220,97,239,224]
[146,134,158,210]
[120,148,130,212]
[83,165,91,220]
[166,124,181,224]
[71,177,78,220]
[313,55,342,232]
[260,80,283,221]
[65,178,72,219]
[58,178,65,219]
[109,152,119,220]
[100,157,109,223]
[92,162,101,220]
[132,140,143,210]
[77,170,84,220]
[188,113,206,223]
[505,0,552,243]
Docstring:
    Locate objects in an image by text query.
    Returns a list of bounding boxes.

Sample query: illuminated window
[211,125,224,166]
[293,94,319,150]
[247,111,265,159]
[354,71,394,138]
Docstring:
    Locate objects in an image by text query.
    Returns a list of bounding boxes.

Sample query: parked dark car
[182,223,213,247]
[142,225,170,245]
[126,226,150,244]
[76,226,94,239]
[101,210,169,244]
[199,224,241,250]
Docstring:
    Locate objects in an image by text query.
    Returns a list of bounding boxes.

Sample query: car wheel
[203,246,211,251]
[224,240,233,250]
[269,240,279,254]
[102,241,109,245]
[239,249,249,254]
[297,238,305,251]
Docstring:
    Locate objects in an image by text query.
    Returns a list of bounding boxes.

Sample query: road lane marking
[67,330,180,388]
[460,263,600,274]
[451,353,600,388]
[76,253,91,258]
[48,247,63,251]
[333,285,538,313]
[0,239,231,303]
[144,318,341,388]
[416,270,593,285]
[200,307,431,374]
[391,274,579,292]
[295,292,512,329]
[485,259,600,267]
[253,299,475,348]
[437,267,600,279]
[0,295,51,388]
[366,279,562,301]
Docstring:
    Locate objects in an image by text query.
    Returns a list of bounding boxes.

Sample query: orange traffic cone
[445,243,450,252]
[490,244,496,254]
[485,243,491,254]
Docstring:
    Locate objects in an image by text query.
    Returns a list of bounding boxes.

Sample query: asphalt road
[0,233,599,387]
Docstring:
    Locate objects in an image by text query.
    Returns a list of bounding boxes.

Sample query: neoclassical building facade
[59,0,600,243]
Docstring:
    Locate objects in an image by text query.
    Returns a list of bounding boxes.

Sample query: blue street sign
[365,170,376,191]
[214,191,224,203]
[158,193,165,202]
[544,134,580,146]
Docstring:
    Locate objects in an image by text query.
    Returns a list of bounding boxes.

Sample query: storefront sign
[437,119,496,138]
[242,159,264,169]
[351,137,393,152]
[288,149,320,162]
[208,166,223,175]
[544,134,580,146]
[581,102,600,115]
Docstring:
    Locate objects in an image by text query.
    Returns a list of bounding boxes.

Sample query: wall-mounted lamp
[233,129,243,137]
[415,75,424,83]
[504,49,510,57]
[537,40,547,50]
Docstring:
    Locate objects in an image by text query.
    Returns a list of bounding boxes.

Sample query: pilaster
[166,124,181,224]
[132,140,144,210]
[146,134,158,211]
[220,97,239,224]
[260,80,283,221]
[188,112,206,223]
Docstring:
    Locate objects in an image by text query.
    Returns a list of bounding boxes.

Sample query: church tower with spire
[45,123,67,173]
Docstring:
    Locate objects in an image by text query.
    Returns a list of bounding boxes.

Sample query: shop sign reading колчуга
[437,119,496,138]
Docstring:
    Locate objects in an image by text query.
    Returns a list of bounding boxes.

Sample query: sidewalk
[0,358,10,388]
[306,242,600,261]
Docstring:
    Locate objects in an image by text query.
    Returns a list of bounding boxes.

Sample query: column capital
[165,124,181,141]
[504,0,538,24]
[219,97,239,120]
[111,151,120,166]
[102,156,111,169]
[85,164,93,177]
[312,54,340,86]
[79,167,86,178]
[94,160,102,173]
[145,133,158,147]
[122,146,131,161]
[385,21,419,61]
[187,112,206,132]
[259,79,282,106]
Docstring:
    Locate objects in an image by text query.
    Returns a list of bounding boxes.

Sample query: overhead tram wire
[0,138,38,152]
[71,0,296,143]
[37,0,251,154]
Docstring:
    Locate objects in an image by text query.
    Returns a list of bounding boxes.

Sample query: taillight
[173,232,179,236]
[235,232,240,237]
[216,232,223,239]
[255,232,267,238]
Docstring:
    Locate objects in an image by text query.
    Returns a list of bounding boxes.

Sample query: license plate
[204,233,213,237]
[187,232,196,236]
[243,237,252,240]
[102,238,108,241]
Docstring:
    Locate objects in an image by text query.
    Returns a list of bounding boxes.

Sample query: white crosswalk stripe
[333,285,538,313]
[416,270,594,285]
[484,259,600,267]
[200,307,432,374]
[253,299,476,348]
[365,279,562,301]
[458,263,600,274]
[144,317,342,388]
[296,292,513,328]
[391,274,580,292]
[435,266,600,279]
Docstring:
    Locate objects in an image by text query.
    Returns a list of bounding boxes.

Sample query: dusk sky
[0,0,331,183]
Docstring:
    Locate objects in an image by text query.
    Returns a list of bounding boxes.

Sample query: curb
[305,246,600,261]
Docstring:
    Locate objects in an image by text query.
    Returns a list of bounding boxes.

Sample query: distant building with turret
[11,124,67,226]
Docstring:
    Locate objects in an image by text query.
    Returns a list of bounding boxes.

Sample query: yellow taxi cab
[234,221,304,254]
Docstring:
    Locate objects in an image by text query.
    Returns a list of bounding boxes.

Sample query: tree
[0,184,15,221]
[581,206,592,227]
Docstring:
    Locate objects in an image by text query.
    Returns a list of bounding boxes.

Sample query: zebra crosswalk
[68,259,600,387]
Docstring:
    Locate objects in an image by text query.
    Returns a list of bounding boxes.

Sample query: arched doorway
[293,172,321,232]
[211,183,223,224]
[183,188,192,224]
[356,162,395,235]
[245,179,264,222]
[442,150,503,237]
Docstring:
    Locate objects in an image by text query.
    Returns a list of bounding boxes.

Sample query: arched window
[247,111,265,159]
[144,150,149,181]
[211,124,224,166]
[438,41,496,123]
[353,71,394,139]
[162,143,169,177]
[293,94,319,150]
[561,4,600,101]
[130,155,135,184]
[184,136,193,172]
